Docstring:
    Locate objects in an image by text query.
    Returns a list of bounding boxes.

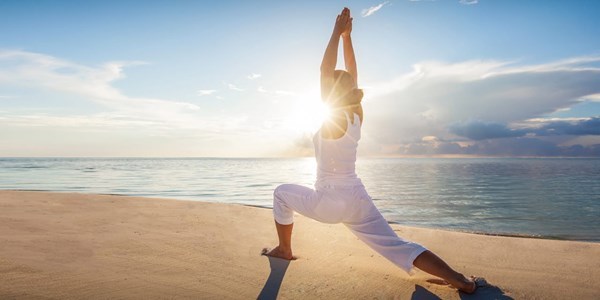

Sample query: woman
[263,7,480,294]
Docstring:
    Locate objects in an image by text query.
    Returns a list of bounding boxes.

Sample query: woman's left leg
[413,250,477,293]
[264,184,320,260]
[345,187,477,293]
[264,222,295,260]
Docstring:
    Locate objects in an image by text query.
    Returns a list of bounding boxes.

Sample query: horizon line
[1,155,599,159]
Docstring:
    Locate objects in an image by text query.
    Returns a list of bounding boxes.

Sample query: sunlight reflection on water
[1,157,599,241]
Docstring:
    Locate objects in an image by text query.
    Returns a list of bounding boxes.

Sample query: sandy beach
[0,190,598,299]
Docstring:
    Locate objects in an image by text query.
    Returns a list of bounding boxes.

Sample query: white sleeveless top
[313,111,363,187]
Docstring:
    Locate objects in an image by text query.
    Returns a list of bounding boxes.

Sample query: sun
[286,99,331,134]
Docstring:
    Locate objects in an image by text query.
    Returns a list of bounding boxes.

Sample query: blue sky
[1,0,599,157]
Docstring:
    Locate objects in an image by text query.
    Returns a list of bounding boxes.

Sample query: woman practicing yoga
[263,7,480,294]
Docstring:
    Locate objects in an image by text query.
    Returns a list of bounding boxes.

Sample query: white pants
[273,182,427,275]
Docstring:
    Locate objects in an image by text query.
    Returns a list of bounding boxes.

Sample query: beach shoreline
[6,188,594,243]
[1,190,599,299]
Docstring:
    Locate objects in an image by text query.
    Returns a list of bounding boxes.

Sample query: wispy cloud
[0,111,250,133]
[3,50,598,157]
[0,50,278,155]
[227,83,244,91]
[398,137,600,157]
[361,1,389,18]
[274,90,295,96]
[587,94,600,102]
[0,110,276,156]
[197,89,217,96]
[257,86,295,96]
[247,73,261,80]
[459,0,478,5]
[0,50,200,123]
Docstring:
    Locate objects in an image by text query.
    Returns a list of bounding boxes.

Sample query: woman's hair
[331,70,363,106]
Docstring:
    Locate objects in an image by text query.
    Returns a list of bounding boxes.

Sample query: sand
[0,190,599,299]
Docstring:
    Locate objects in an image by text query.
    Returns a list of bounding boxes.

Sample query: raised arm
[321,8,352,102]
[341,12,357,84]
[320,29,340,101]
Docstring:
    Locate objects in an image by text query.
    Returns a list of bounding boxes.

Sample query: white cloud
[0,111,250,133]
[581,93,600,102]
[227,83,244,91]
[256,86,295,96]
[527,117,591,123]
[3,50,598,157]
[0,111,283,157]
[363,55,600,147]
[197,89,217,96]
[0,50,324,156]
[0,50,279,155]
[274,90,295,96]
[361,1,389,18]
[0,50,200,123]
[247,73,261,80]
[459,0,478,5]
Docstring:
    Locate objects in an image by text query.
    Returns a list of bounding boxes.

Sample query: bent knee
[273,183,293,199]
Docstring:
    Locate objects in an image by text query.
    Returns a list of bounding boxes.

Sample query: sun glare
[286,99,331,134]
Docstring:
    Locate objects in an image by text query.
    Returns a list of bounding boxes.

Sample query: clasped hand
[334,7,353,37]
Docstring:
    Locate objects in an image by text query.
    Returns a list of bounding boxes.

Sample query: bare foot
[458,276,485,294]
[459,280,477,294]
[261,246,297,260]
[426,278,450,286]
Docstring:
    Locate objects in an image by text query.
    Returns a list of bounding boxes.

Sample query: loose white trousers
[273,183,427,275]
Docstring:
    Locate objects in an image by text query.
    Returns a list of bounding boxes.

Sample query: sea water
[1,157,598,242]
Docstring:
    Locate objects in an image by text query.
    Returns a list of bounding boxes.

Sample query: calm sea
[1,157,599,242]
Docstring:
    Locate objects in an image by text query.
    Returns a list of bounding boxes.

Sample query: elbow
[320,60,335,73]
[320,59,327,71]
[320,64,328,74]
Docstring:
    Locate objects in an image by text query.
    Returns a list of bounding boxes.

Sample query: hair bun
[355,89,364,102]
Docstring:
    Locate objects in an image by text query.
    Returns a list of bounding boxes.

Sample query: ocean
[1,157,599,242]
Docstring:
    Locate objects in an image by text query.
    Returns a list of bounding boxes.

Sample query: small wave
[451,229,569,240]
[15,165,48,169]
[243,204,272,210]
[245,183,272,188]
[1,188,53,192]
[388,223,572,241]
[97,192,128,196]
[64,187,87,190]
[194,193,219,197]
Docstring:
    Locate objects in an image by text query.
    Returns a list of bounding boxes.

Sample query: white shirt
[313,111,363,187]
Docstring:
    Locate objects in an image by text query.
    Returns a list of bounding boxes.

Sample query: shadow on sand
[257,256,290,300]
[257,256,512,300]
[410,283,514,300]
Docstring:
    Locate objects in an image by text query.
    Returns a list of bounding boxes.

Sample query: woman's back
[313,111,362,186]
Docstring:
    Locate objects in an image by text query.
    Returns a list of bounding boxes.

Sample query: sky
[1,0,599,157]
